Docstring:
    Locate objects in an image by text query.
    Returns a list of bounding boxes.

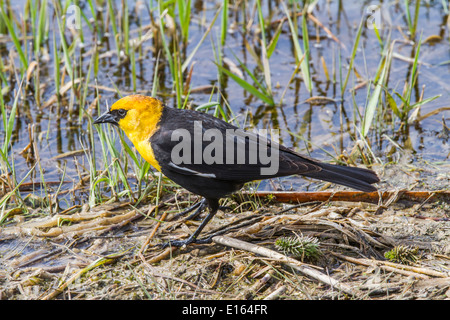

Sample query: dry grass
[1,190,449,300]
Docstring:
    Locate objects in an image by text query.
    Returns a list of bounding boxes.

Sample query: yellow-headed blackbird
[94,95,379,247]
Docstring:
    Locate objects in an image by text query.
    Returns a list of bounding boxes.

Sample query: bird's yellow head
[94,95,164,171]
[94,94,164,137]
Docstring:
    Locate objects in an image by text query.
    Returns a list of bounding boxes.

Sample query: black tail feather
[302,163,379,192]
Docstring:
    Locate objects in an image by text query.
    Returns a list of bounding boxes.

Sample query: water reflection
[0,0,448,209]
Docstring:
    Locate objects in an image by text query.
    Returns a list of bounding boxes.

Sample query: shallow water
[0,0,449,209]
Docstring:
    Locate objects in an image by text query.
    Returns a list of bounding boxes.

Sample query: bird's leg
[173,199,205,219]
[161,199,219,248]
[183,199,208,220]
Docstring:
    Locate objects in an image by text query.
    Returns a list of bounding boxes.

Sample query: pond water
[0,0,448,211]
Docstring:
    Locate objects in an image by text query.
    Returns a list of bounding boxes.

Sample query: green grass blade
[215,63,274,106]
[56,10,73,81]
[221,0,228,47]
[341,17,364,96]
[35,0,47,58]
[404,34,422,114]
[260,39,272,97]
[229,49,271,99]
[281,1,311,92]
[177,0,191,41]
[360,45,393,137]
[404,0,412,36]
[2,78,24,155]
[409,94,442,110]
[0,7,28,70]
[151,52,160,97]
[256,0,267,47]
[267,21,283,59]
[301,11,312,94]
[181,6,221,72]
[361,67,385,137]
[384,89,402,119]
[107,0,120,60]
[0,163,36,224]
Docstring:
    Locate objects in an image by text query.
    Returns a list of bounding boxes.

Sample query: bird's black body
[148,107,379,247]
[150,107,379,196]
[95,98,379,248]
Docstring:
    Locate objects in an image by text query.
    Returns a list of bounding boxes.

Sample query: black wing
[150,107,379,191]
[150,107,319,182]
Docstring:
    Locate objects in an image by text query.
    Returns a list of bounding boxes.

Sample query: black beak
[94,111,118,126]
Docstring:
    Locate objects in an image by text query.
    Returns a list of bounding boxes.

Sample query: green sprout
[275,234,322,261]
[384,245,420,265]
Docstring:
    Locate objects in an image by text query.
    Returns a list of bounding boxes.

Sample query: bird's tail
[302,162,380,192]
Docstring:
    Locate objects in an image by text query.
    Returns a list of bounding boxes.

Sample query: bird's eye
[117,109,127,117]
